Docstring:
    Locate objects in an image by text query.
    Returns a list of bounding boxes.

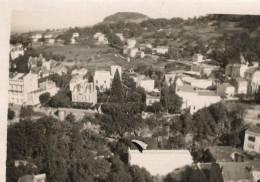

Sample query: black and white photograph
[2,0,260,181]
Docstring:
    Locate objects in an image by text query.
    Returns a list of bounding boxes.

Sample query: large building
[128,149,193,176]
[94,71,111,92]
[191,63,219,77]
[136,75,155,92]
[10,44,24,60]
[243,126,260,154]
[156,46,168,55]
[225,63,248,78]
[71,81,97,104]
[9,72,38,105]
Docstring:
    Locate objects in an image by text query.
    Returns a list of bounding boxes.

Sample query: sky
[10,0,260,33]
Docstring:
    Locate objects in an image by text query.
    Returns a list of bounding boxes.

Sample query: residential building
[93,32,103,39]
[146,94,160,106]
[72,32,79,38]
[139,43,152,51]
[111,65,122,79]
[244,126,260,154]
[44,34,53,39]
[123,45,129,55]
[182,77,213,89]
[28,54,46,69]
[10,44,24,60]
[156,46,168,55]
[225,63,248,78]
[217,83,235,98]
[163,70,185,86]
[31,33,42,42]
[71,81,97,104]
[136,51,145,58]
[176,85,221,114]
[94,71,111,92]
[128,149,193,176]
[18,173,46,182]
[70,74,87,91]
[51,64,68,75]
[9,72,38,105]
[27,80,59,106]
[191,63,219,77]
[209,161,260,182]
[127,39,136,48]
[245,68,260,96]
[129,48,139,57]
[71,38,76,44]
[47,38,55,44]
[136,75,155,92]
[192,53,204,63]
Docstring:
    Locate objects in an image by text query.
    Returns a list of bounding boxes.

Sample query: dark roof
[247,126,260,135]
[197,90,218,96]
[176,85,196,93]
[208,146,245,162]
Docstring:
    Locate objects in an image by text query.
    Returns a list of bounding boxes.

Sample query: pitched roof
[247,126,260,135]
[208,146,245,162]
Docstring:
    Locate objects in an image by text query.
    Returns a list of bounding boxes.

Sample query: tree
[8,108,15,120]
[20,106,34,118]
[48,89,71,108]
[167,86,182,114]
[111,69,124,103]
[151,101,162,114]
[39,92,51,106]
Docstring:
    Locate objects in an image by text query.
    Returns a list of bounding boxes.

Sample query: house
[44,34,53,39]
[163,70,185,86]
[115,33,124,41]
[146,94,160,106]
[136,51,145,59]
[127,39,136,48]
[209,161,260,182]
[18,173,46,182]
[182,77,213,89]
[71,38,76,44]
[71,81,97,104]
[93,32,103,39]
[191,63,219,77]
[243,126,260,154]
[51,64,68,75]
[129,48,138,57]
[244,68,260,96]
[207,146,247,163]
[136,75,155,92]
[156,46,168,55]
[10,43,24,60]
[47,38,55,44]
[128,149,193,176]
[71,68,88,76]
[9,72,38,105]
[72,32,79,38]
[233,77,248,94]
[26,80,60,106]
[225,63,248,78]
[28,54,46,69]
[31,33,42,42]
[110,65,122,79]
[192,54,204,63]
[217,83,235,98]
[176,85,221,114]
[123,45,129,55]
[94,71,111,92]
[139,43,152,51]
[70,74,87,91]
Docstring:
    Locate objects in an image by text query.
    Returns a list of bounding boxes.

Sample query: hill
[103,12,149,23]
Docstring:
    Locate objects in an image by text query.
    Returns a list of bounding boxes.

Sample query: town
[7,12,260,182]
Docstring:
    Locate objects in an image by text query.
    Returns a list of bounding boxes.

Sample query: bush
[8,108,15,120]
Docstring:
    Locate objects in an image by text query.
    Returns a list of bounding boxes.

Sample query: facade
[128,149,193,176]
[9,73,38,105]
[129,48,139,57]
[245,69,260,96]
[10,44,24,60]
[234,77,248,94]
[94,71,111,92]
[136,76,155,92]
[176,85,221,114]
[191,63,219,77]
[71,81,97,104]
[127,39,136,48]
[243,126,260,154]
[146,94,160,106]
[217,83,235,98]
[192,54,204,63]
[156,46,168,55]
[47,38,55,44]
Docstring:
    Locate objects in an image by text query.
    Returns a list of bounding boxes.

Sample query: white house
[44,34,53,39]
[47,38,55,44]
[71,81,97,104]
[94,71,111,92]
[136,75,155,92]
[72,32,79,38]
[191,63,219,77]
[94,32,103,39]
[10,44,24,60]
[176,85,221,114]
[127,39,136,48]
[31,33,42,41]
[70,74,87,91]
[129,48,139,57]
[217,83,235,98]
[225,63,248,78]
[245,68,260,96]
[243,126,260,154]
[128,149,193,176]
[156,46,168,55]
[234,77,248,94]
[18,173,46,182]
[192,54,204,63]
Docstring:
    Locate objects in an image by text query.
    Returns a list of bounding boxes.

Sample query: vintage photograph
[6,0,260,181]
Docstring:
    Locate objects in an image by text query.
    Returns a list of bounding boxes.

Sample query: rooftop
[208,146,245,162]
[247,126,260,135]
[197,90,218,96]
[176,85,196,93]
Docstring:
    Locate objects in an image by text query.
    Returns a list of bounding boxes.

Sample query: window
[248,136,255,142]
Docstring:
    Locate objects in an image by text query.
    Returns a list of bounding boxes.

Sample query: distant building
[191,63,219,77]
[225,63,248,78]
[217,83,235,98]
[209,161,260,182]
[71,68,88,76]
[127,39,136,48]
[146,94,160,106]
[10,44,24,60]
[182,77,213,89]
[244,68,260,96]
[9,72,38,105]
[156,46,168,55]
[244,126,260,154]
[47,38,55,44]
[94,71,111,92]
[139,43,152,51]
[163,70,185,86]
[176,85,221,114]
[18,173,46,182]
[136,75,155,92]
[136,51,145,59]
[93,32,103,39]
[71,81,97,104]
[129,48,138,57]
[44,34,53,39]
[128,149,193,176]
[115,33,124,41]
[72,32,79,38]
[31,33,42,42]
[51,64,68,75]
[192,54,204,63]
[234,77,248,94]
